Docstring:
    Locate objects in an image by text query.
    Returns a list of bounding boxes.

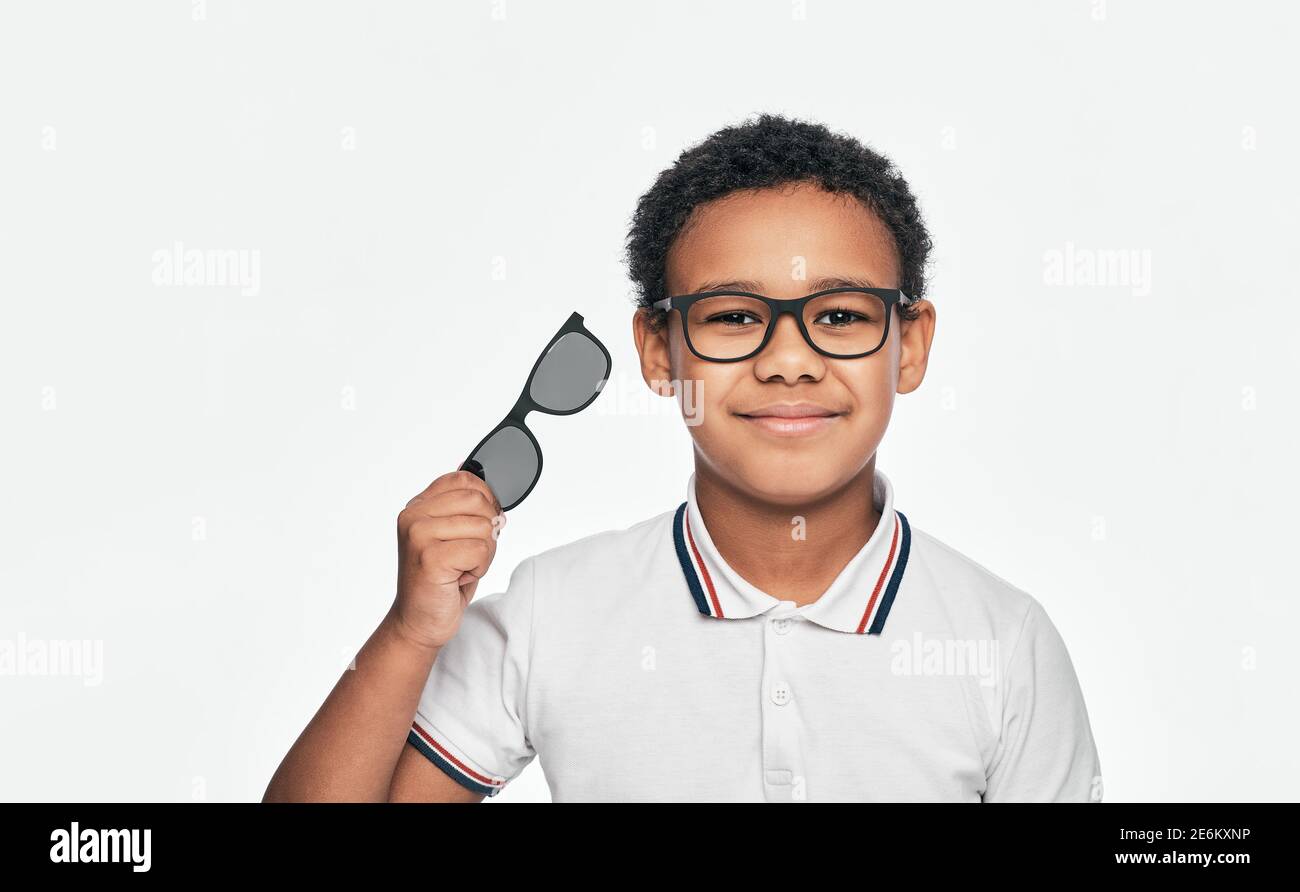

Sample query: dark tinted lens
[528,331,609,412]
[468,425,539,510]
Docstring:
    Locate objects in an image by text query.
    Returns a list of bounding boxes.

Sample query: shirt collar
[671,468,912,635]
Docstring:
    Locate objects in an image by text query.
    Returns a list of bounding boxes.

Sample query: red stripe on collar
[855,511,900,634]
[684,510,725,618]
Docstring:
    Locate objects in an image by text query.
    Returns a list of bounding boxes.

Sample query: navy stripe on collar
[672,502,711,616]
[866,509,911,635]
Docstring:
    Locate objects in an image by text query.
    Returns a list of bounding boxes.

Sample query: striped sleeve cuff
[407,717,509,798]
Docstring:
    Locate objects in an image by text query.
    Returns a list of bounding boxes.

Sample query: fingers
[408,469,502,514]
[405,513,497,545]
[391,470,504,650]
[418,537,492,585]
[400,485,500,536]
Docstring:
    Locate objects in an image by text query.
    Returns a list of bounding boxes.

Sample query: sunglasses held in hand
[460,312,612,511]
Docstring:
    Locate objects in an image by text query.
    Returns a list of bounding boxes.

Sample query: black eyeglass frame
[459,311,612,511]
[651,286,915,363]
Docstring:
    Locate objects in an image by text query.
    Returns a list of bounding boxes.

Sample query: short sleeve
[406,556,537,798]
[982,599,1103,802]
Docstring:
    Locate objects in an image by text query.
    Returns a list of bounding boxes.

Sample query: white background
[2,1,1297,802]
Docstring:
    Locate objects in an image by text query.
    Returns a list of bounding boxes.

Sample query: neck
[693,456,882,606]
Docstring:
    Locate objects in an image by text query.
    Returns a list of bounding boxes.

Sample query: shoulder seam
[987,598,1039,780]
[1002,598,1039,694]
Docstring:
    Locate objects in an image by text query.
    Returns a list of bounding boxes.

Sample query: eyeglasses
[652,286,914,362]
[459,311,612,511]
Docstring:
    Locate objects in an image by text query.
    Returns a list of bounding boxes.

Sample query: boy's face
[634,181,936,506]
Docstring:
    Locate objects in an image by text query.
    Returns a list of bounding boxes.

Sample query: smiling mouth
[735,404,843,437]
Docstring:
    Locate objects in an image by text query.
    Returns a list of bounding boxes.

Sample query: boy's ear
[633,308,676,397]
[897,299,936,395]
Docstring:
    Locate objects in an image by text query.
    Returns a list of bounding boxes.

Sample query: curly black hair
[624,112,933,331]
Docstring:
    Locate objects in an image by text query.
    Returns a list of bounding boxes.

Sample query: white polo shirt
[407,468,1103,802]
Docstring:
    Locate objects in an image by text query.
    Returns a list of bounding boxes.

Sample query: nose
[752,311,826,384]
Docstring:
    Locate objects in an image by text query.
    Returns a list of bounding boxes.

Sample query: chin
[727,455,853,506]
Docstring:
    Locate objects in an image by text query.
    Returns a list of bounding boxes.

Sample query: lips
[739,403,839,419]
[735,402,843,437]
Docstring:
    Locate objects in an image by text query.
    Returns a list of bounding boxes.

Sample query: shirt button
[772,617,792,635]
[771,683,791,706]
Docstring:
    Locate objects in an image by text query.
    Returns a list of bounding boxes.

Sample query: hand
[390,470,505,651]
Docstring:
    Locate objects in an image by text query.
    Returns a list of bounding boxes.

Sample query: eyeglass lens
[528,331,609,411]
[469,424,539,510]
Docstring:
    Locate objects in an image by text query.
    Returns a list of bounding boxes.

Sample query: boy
[264,113,1102,803]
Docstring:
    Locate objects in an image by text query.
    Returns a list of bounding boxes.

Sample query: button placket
[761,606,806,801]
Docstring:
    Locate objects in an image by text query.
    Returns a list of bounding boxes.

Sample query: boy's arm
[263,606,480,802]
[390,739,484,803]
[264,470,503,803]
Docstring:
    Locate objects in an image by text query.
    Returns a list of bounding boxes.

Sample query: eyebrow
[686,274,881,294]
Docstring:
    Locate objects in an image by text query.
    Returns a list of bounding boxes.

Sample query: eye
[690,294,770,330]
[813,306,870,327]
[704,309,763,326]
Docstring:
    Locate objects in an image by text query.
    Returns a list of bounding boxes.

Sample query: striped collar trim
[671,470,912,635]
